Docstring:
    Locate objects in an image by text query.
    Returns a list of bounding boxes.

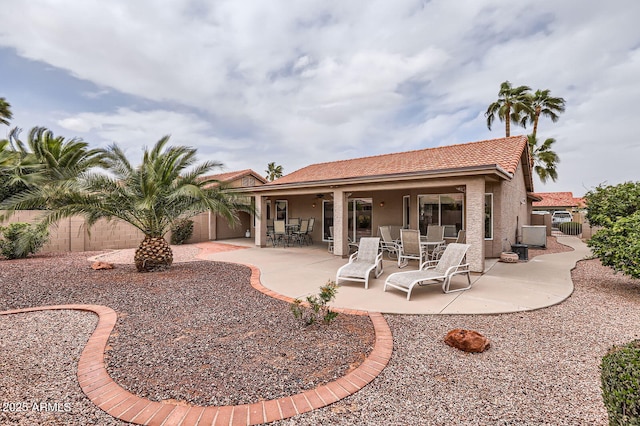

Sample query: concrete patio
[200,236,590,315]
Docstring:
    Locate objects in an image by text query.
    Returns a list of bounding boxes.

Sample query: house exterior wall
[486,162,530,257]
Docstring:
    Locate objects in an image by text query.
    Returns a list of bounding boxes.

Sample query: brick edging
[0,271,392,425]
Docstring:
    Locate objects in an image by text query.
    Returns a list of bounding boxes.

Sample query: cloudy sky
[1,0,639,196]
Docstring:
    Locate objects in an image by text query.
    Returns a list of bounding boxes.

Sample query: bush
[0,222,49,259]
[170,218,194,245]
[558,221,582,235]
[291,281,339,326]
[601,340,640,425]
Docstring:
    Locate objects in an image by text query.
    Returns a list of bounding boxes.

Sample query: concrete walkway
[201,236,591,315]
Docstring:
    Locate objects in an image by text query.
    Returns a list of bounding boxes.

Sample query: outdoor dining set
[266,217,315,247]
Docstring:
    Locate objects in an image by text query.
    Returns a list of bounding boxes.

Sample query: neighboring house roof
[532,192,585,209]
[201,169,267,185]
[262,135,530,188]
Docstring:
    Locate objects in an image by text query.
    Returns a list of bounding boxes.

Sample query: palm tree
[485,81,533,137]
[265,162,283,181]
[528,134,560,183]
[2,136,252,272]
[0,97,12,126]
[527,89,566,138]
[8,127,107,185]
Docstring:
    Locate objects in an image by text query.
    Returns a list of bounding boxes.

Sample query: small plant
[170,218,194,245]
[0,222,49,259]
[601,340,640,425]
[291,281,339,326]
[558,221,582,235]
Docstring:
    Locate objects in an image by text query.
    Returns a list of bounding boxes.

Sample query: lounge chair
[336,237,383,289]
[432,229,465,260]
[379,225,400,260]
[384,243,471,300]
[398,229,427,268]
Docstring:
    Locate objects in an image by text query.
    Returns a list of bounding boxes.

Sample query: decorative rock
[91,261,115,270]
[500,252,519,263]
[444,329,490,353]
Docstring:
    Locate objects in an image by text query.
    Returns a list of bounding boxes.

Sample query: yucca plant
[1,136,252,272]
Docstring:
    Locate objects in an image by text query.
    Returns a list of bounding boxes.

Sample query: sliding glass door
[418,193,464,236]
[322,198,373,242]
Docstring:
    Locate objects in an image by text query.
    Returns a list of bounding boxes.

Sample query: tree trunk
[505,103,511,137]
[532,106,541,137]
[134,236,173,272]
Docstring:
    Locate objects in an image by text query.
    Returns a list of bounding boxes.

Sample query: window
[275,200,288,221]
[418,194,464,235]
[485,193,493,240]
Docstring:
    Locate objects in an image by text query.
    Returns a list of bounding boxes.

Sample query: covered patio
[243,136,537,274]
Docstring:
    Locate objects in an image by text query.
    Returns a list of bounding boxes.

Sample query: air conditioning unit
[521,225,547,248]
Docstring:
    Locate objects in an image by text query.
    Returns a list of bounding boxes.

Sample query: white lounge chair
[336,237,383,289]
[384,243,471,300]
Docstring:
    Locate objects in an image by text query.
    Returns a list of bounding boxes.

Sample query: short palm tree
[485,81,533,137]
[527,89,566,138]
[265,162,283,181]
[0,97,12,126]
[528,134,560,183]
[2,136,252,271]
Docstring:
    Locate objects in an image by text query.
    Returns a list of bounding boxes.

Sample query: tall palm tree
[2,136,252,272]
[528,134,560,183]
[485,81,533,137]
[265,161,283,181]
[0,97,12,126]
[527,89,566,138]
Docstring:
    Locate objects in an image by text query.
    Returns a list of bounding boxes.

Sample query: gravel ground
[1,237,639,425]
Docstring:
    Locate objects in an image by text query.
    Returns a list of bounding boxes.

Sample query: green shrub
[291,281,339,326]
[601,340,640,425]
[0,222,49,259]
[559,221,582,235]
[170,218,194,245]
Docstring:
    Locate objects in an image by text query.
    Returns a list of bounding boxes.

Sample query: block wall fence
[0,211,211,253]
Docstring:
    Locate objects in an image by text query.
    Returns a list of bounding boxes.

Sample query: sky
[1,0,639,197]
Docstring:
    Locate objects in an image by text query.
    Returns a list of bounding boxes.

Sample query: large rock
[444,329,490,353]
[91,261,115,270]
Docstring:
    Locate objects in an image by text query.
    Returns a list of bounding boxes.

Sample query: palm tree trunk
[505,104,511,137]
[134,235,174,272]
[532,107,541,138]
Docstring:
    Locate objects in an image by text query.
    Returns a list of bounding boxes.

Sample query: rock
[91,261,115,270]
[500,252,519,263]
[444,329,490,353]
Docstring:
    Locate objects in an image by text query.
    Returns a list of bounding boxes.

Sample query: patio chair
[424,225,445,259]
[306,217,315,244]
[273,220,289,247]
[336,237,383,289]
[328,225,358,253]
[292,219,309,246]
[384,243,472,300]
[398,229,427,268]
[379,225,400,260]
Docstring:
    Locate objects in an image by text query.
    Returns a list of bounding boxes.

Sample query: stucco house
[201,169,267,240]
[244,135,537,273]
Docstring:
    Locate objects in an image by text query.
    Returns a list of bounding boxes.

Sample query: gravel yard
[1,237,639,425]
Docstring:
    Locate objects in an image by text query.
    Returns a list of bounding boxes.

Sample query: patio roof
[255,135,530,190]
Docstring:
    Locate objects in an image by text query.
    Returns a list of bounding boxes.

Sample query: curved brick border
[1,264,392,425]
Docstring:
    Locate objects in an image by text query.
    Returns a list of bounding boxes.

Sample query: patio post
[255,195,268,247]
[465,177,486,272]
[332,189,349,257]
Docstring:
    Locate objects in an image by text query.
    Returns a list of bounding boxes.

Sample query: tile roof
[201,169,267,184]
[533,192,585,208]
[267,136,528,186]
